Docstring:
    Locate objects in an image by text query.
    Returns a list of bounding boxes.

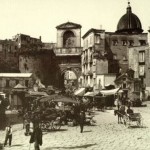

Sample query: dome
[116,2,143,34]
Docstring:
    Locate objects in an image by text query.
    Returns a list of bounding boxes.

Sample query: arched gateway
[55,22,82,90]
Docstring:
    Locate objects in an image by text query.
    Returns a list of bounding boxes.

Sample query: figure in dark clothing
[4,124,12,147]
[30,123,42,150]
[79,111,85,133]
[127,106,134,115]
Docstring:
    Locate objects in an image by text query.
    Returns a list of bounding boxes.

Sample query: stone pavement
[1,102,150,150]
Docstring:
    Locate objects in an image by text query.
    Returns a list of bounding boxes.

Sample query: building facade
[54,22,82,89]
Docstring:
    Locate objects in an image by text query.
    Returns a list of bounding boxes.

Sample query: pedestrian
[114,95,121,110]
[24,118,30,136]
[4,123,12,147]
[79,111,85,133]
[29,123,42,150]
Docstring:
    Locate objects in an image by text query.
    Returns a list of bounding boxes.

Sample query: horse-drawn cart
[124,113,143,127]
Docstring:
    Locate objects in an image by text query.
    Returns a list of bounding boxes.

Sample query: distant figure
[24,119,30,136]
[30,123,42,150]
[4,124,12,147]
[114,96,121,110]
[126,106,134,116]
[79,111,85,133]
[127,98,132,107]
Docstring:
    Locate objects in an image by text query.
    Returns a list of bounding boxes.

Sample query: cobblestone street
[1,102,150,150]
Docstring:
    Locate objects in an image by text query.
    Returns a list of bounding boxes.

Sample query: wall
[105,33,148,73]
[96,59,108,74]
[128,46,150,87]
[19,51,57,86]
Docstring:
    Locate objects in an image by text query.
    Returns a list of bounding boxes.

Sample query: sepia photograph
[0,0,150,149]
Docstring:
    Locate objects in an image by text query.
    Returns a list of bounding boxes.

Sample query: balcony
[54,47,82,56]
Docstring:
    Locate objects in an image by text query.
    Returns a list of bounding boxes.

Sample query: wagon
[124,113,143,127]
[39,108,62,131]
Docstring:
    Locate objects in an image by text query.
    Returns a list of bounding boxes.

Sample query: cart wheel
[137,118,143,127]
[126,117,130,128]
[52,120,61,130]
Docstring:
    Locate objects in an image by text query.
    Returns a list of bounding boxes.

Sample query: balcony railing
[54,47,82,55]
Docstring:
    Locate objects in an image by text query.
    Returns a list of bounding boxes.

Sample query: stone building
[81,2,150,97]
[0,39,19,73]
[0,73,33,109]
[54,22,82,89]
[19,48,57,87]
[13,34,42,50]
[82,29,116,90]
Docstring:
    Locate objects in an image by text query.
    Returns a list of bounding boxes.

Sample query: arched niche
[63,30,75,47]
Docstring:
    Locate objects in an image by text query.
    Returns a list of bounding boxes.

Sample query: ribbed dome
[116,3,143,34]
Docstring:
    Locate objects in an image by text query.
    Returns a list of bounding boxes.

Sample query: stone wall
[19,51,57,87]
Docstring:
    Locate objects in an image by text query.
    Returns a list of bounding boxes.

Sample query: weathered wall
[19,51,57,86]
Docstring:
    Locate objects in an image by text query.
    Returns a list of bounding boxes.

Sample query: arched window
[63,31,75,47]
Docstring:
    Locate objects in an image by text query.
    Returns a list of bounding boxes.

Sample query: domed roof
[116,2,143,34]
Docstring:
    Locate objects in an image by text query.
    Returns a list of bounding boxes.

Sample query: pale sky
[0,0,150,43]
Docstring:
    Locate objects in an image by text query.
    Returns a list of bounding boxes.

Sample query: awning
[39,95,79,104]
[100,88,123,96]
[38,94,61,102]
[74,88,85,96]
[26,91,49,97]
[84,91,99,97]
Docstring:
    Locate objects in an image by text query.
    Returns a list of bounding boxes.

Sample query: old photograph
[0,0,150,150]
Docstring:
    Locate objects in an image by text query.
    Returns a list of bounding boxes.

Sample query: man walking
[79,111,85,133]
[30,123,42,150]
[4,123,12,147]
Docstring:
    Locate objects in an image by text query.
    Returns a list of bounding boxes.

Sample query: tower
[54,22,82,89]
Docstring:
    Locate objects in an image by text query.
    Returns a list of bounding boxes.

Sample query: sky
[0,0,150,43]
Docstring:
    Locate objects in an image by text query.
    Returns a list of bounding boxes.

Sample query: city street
[1,102,150,150]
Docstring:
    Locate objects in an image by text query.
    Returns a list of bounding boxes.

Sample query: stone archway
[60,67,81,89]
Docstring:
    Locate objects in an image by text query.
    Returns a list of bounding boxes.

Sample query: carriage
[124,113,143,127]
[114,109,143,128]
[39,108,63,131]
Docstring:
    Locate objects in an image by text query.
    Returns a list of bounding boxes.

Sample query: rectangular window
[139,65,145,76]
[113,54,117,60]
[90,36,92,44]
[122,83,126,88]
[95,34,100,44]
[6,80,10,87]
[134,83,140,91]
[112,40,118,46]
[139,51,145,62]
[139,40,146,46]
[16,80,19,85]
[122,40,127,46]
[129,40,134,46]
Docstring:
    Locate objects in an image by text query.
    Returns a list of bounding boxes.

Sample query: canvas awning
[74,88,85,96]
[100,88,123,96]
[26,91,49,97]
[84,91,99,97]
[39,95,79,104]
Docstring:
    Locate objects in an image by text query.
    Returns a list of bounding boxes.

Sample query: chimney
[39,36,41,41]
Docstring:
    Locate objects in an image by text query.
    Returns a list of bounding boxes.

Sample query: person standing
[30,123,42,150]
[79,111,85,133]
[4,124,12,147]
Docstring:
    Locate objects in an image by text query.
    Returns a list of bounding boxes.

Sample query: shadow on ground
[128,125,147,129]
[44,143,97,150]
[43,128,68,134]
[11,144,23,147]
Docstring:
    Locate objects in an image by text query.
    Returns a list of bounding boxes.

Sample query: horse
[114,105,126,124]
